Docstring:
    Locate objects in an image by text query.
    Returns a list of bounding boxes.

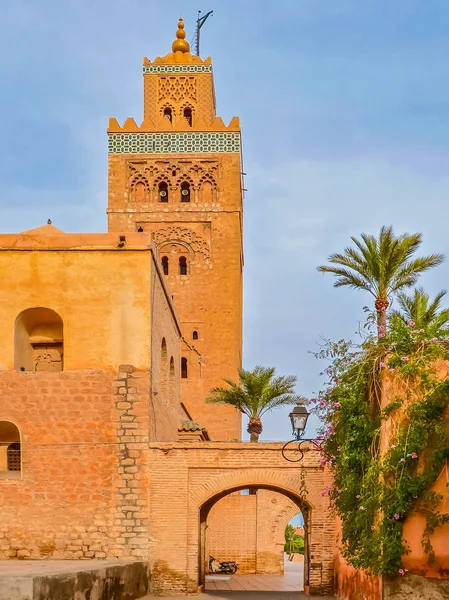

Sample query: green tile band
[108,132,240,154]
[143,65,212,74]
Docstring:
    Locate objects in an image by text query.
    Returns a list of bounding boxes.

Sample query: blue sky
[2,1,449,440]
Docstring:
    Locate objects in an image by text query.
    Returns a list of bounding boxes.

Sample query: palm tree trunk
[375,296,389,335]
[247,416,262,443]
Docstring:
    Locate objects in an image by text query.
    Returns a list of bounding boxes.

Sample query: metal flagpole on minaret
[195,10,213,56]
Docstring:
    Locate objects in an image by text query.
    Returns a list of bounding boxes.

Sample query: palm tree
[317,226,444,332]
[395,287,449,335]
[205,366,305,442]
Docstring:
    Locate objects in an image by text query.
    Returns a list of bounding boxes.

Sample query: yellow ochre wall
[0,233,156,373]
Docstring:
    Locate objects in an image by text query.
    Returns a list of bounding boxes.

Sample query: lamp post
[282,400,315,462]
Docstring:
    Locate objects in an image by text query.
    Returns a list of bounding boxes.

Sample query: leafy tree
[285,524,295,545]
[284,524,304,554]
[317,226,444,332]
[205,366,304,442]
[395,287,449,335]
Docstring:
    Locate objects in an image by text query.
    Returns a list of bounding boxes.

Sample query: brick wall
[0,364,185,561]
[207,493,257,572]
[0,370,120,559]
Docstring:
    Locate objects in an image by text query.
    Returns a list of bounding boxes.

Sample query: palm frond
[318,226,444,312]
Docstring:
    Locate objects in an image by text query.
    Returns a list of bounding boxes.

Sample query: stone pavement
[140,559,335,599]
[206,558,303,592]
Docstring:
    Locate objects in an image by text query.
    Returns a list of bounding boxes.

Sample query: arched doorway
[199,484,311,592]
[147,444,334,596]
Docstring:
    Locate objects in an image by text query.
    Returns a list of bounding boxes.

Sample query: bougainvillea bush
[312,312,449,576]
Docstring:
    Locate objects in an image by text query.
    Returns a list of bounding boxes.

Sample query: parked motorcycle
[209,555,238,575]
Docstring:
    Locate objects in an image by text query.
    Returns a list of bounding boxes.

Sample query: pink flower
[398,568,405,575]
[334,402,341,408]
[379,362,386,368]
[431,337,438,342]
[401,357,409,362]
[408,321,415,327]
[359,506,365,511]
[320,490,327,497]
[356,494,361,499]
[378,325,385,331]
[419,328,425,333]
[378,333,385,338]
[394,513,400,520]
[411,452,418,459]
[389,368,395,372]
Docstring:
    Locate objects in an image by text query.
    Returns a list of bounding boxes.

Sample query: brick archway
[148,442,335,596]
[198,481,311,591]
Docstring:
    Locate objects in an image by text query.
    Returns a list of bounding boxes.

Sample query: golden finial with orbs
[172,17,190,53]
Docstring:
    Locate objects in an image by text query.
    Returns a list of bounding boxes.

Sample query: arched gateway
[148,441,335,596]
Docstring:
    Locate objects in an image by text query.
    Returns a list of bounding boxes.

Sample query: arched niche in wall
[14,308,64,372]
[0,421,21,475]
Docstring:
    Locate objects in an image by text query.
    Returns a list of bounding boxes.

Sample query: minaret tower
[107,18,243,440]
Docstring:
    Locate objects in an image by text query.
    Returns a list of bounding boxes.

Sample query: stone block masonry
[110,366,151,560]
[0,367,157,562]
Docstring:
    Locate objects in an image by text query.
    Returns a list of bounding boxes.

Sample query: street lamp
[289,400,310,441]
[282,400,315,463]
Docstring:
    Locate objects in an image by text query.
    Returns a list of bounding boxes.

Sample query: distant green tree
[284,524,305,554]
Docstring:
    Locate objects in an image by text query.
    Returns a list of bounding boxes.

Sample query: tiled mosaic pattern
[108,132,240,154]
[143,65,212,74]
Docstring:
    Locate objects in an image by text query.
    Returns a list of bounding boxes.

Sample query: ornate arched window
[179,256,188,275]
[158,182,169,203]
[161,256,169,275]
[163,107,173,123]
[180,182,191,203]
[183,107,193,126]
